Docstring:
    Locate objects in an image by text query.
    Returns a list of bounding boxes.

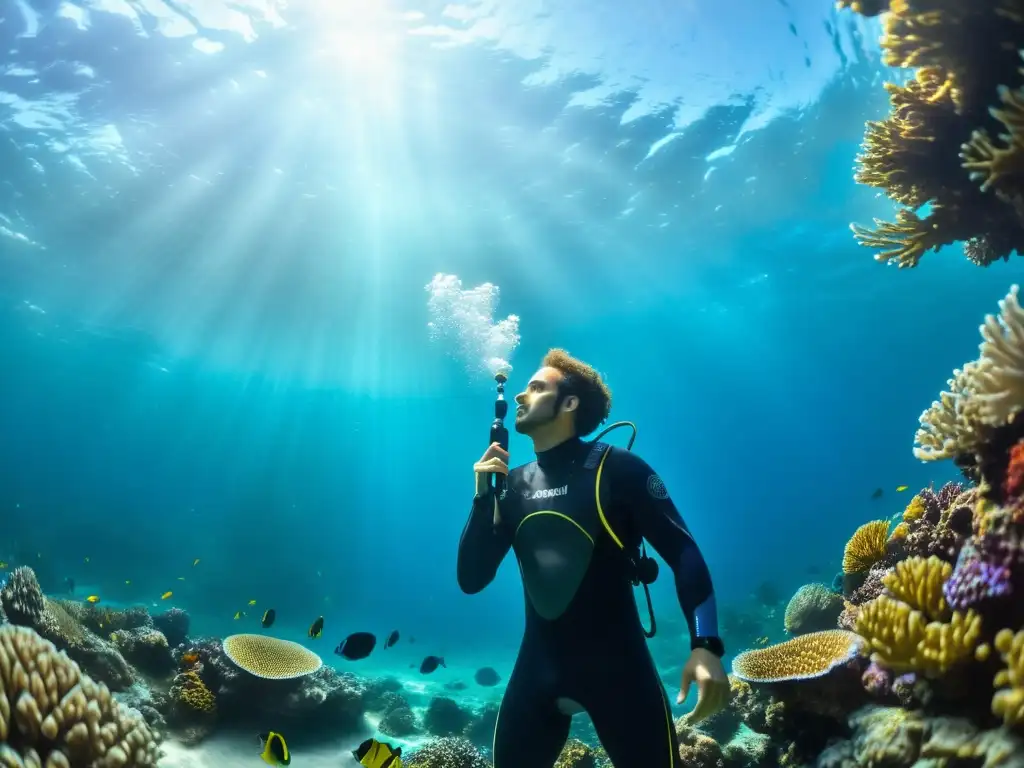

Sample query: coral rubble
[841,0,1024,268]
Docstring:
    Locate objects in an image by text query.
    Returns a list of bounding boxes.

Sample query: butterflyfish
[258,731,290,766]
[261,608,276,628]
[352,737,402,768]
[308,616,324,639]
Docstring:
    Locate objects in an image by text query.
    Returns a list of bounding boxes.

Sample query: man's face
[514,367,565,435]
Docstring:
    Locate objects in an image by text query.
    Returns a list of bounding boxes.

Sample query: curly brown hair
[542,348,612,436]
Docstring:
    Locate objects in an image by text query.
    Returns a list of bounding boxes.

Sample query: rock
[111,627,175,677]
[153,608,190,648]
[424,695,472,737]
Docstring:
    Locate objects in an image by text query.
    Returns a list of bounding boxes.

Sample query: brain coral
[784,584,844,635]
[222,634,322,679]
[731,630,863,683]
[0,624,160,767]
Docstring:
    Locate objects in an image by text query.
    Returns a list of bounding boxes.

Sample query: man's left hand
[676,647,730,723]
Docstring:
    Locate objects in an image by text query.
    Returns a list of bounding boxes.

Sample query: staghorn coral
[841,0,1024,268]
[882,555,953,620]
[0,624,160,767]
[783,583,844,635]
[993,627,1024,727]
[731,630,863,683]
[221,634,322,679]
[0,566,45,626]
[855,593,982,676]
[843,520,890,574]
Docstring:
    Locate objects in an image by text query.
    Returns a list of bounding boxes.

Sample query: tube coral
[840,0,1024,267]
[882,555,953,621]
[993,628,1024,727]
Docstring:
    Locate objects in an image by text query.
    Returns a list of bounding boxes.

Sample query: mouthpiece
[494,371,508,384]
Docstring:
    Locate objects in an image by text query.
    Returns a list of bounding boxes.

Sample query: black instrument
[490,372,510,497]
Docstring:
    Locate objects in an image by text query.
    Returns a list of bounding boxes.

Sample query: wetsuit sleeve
[608,449,721,647]
[456,489,513,594]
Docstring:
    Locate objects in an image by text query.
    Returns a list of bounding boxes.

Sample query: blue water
[0,0,1017,735]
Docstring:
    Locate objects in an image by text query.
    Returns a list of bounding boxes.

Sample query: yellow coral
[173,670,215,713]
[889,522,910,541]
[881,555,952,621]
[992,628,1024,727]
[855,594,982,676]
[0,624,159,766]
[730,630,863,683]
[223,634,322,679]
[903,494,927,521]
[843,520,890,574]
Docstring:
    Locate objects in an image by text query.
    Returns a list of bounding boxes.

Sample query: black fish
[871,488,883,500]
[308,616,324,639]
[336,632,376,660]
[261,609,276,629]
[385,630,399,649]
[474,666,501,686]
[420,655,445,674]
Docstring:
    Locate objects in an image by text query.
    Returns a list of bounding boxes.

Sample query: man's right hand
[474,442,509,496]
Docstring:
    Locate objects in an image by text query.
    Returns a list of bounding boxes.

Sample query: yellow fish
[86,595,101,604]
[259,731,290,766]
[192,558,200,567]
[248,599,257,606]
[161,591,173,600]
[0,561,8,569]
[353,737,402,767]
[896,485,909,492]
[109,632,117,642]
[234,611,246,620]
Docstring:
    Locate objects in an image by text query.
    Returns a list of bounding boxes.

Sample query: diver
[457,349,729,767]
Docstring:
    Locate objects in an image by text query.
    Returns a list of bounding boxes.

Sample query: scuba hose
[591,420,659,639]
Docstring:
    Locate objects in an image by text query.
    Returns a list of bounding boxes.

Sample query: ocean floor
[159,732,371,768]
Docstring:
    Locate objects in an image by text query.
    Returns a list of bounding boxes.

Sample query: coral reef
[424,695,472,737]
[554,738,598,768]
[0,624,160,767]
[221,633,322,679]
[379,705,419,737]
[110,627,174,677]
[152,608,189,649]
[0,566,45,626]
[783,583,844,635]
[405,736,491,768]
[731,630,864,683]
[840,0,1024,268]
[843,520,890,575]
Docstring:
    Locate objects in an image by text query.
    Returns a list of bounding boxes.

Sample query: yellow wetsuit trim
[595,447,624,549]
[515,511,595,544]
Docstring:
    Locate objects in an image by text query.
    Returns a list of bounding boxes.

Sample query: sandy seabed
[159,732,368,767]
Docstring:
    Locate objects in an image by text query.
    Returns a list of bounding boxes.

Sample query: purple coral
[943,533,1021,610]
[861,660,892,697]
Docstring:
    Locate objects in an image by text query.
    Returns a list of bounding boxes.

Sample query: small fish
[308,616,324,639]
[755,635,770,647]
[109,632,117,642]
[258,731,290,766]
[248,599,257,606]
[420,655,445,674]
[870,488,883,500]
[353,737,402,768]
[234,611,245,620]
[86,595,101,604]
[385,630,399,649]
[84,557,90,563]
[161,591,173,600]
[124,580,132,585]
[262,609,276,629]
[474,666,501,686]
[896,485,909,492]
[335,632,376,661]
[0,562,7,569]
[176,577,186,581]
[192,558,200,567]
[65,577,75,594]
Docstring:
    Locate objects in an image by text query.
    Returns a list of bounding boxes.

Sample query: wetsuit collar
[535,435,589,471]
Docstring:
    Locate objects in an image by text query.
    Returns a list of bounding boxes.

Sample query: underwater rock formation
[839,0,1024,268]
[424,695,473,737]
[0,624,161,767]
[152,607,189,649]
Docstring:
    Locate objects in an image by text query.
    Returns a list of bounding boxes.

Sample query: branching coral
[882,555,953,621]
[855,594,982,676]
[731,630,864,683]
[993,627,1024,727]
[0,624,160,767]
[843,520,891,574]
[840,0,1024,267]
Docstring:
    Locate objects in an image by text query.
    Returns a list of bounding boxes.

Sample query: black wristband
[691,636,725,658]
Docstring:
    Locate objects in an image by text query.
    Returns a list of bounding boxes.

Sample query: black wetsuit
[457,436,721,768]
